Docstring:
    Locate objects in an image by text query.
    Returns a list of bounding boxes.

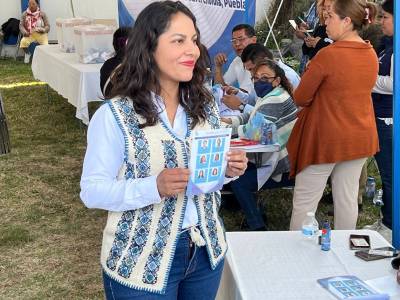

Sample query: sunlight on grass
[0,81,46,89]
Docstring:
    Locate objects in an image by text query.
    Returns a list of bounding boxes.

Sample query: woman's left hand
[225,149,248,177]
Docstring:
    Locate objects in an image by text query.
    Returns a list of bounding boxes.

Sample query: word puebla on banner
[186,0,246,10]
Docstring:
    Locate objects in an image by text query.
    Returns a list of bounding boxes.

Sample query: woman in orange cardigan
[288,0,379,230]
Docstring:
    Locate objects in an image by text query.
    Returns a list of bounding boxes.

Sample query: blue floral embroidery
[119,99,151,178]
[106,99,152,274]
[142,140,178,284]
[106,210,135,271]
[203,193,222,258]
[204,104,220,129]
[117,205,154,278]
[124,162,136,180]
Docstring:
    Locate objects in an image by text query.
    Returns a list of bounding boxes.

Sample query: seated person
[222,59,298,230]
[100,27,130,98]
[214,24,256,93]
[221,43,300,111]
[242,43,300,90]
[19,0,50,63]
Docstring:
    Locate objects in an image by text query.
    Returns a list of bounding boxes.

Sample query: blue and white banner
[118,0,255,65]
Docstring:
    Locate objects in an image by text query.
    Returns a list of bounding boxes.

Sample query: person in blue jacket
[371,0,393,230]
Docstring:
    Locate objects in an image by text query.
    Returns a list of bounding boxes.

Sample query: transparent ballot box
[56,17,93,53]
[73,24,115,64]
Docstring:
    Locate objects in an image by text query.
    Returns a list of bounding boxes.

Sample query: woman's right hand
[157,168,190,198]
[295,23,309,39]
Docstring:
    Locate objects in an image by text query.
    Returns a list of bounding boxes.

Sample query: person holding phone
[370,0,394,231]
[302,0,333,62]
[294,1,319,73]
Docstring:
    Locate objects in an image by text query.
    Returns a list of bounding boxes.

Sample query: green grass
[0,58,381,299]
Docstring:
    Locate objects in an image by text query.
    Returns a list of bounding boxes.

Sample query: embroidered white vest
[101,98,227,294]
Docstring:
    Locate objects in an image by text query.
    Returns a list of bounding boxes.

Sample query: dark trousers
[229,162,294,230]
[374,118,392,229]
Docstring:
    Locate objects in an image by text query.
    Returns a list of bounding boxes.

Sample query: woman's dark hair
[113,27,130,55]
[332,0,377,31]
[253,59,293,98]
[381,0,393,15]
[110,1,212,129]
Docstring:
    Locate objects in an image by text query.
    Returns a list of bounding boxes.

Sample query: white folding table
[216,230,399,300]
[31,44,103,125]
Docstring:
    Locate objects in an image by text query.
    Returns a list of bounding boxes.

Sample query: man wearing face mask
[221,59,297,230]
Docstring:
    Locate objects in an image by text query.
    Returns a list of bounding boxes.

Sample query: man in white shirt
[222,43,301,112]
[241,43,300,89]
[214,24,257,93]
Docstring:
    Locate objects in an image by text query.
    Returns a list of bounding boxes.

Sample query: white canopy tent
[0,0,272,42]
[0,0,119,42]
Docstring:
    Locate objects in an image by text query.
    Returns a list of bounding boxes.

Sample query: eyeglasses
[230,36,251,45]
[252,76,276,83]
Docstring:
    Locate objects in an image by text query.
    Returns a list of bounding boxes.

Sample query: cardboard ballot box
[73,24,115,64]
[56,17,93,53]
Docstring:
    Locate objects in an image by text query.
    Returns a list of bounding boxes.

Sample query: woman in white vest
[80,1,247,299]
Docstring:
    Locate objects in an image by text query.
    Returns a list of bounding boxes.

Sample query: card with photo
[317,275,389,300]
[198,139,211,154]
[212,137,225,152]
[196,154,210,169]
[208,167,221,181]
[210,152,223,168]
[194,169,207,184]
[186,128,232,197]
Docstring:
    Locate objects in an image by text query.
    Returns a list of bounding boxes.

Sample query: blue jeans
[229,163,294,229]
[374,118,392,229]
[103,230,224,299]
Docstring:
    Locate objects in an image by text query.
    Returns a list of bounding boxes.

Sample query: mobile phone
[289,19,297,30]
[355,247,398,262]
[291,19,312,37]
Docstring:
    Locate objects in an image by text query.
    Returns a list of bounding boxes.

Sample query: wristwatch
[238,104,244,113]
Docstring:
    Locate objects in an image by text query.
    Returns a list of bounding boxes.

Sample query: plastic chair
[0,33,21,60]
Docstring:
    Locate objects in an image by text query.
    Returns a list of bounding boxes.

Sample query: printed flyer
[186,128,232,197]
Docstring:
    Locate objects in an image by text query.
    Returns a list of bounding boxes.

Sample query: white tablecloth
[216,230,398,300]
[31,44,103,125]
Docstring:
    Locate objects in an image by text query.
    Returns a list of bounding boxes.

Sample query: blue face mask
[254,81,274,98]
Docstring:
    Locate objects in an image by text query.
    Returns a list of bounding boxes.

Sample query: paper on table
[366,275,400,298]
[186,128,232,197]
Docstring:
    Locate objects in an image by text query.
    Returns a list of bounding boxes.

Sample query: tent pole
[393,0,399,248]
[265,16,284,61]
[265,0,284,43]
[70,0,75,17]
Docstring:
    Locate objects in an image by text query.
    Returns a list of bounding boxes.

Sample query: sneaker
[24,53,31,64]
